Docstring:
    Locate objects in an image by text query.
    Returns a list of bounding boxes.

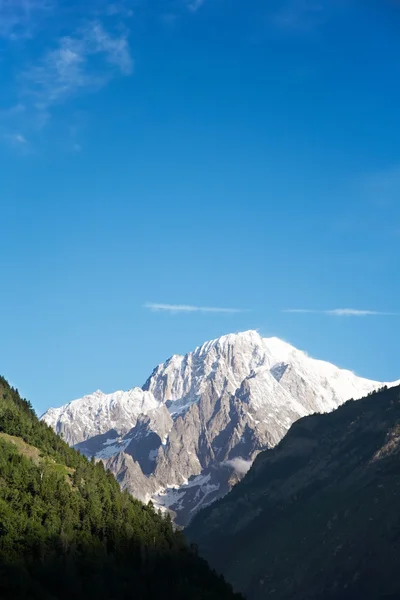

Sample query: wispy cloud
[273,0,327,32]
[0,0,52,40]
[23,21,133,110]
[4,132,29,146]
[144,303,248,314]
[0,3,134,147]
[104,3,134,18]
[283,308,400,317]
[12,133,28,144]
[222,457,253,475]
[87,21,133,75]
[188,0,205,12]
[361,164,400,207]
[3,131,32,153]
[0,104,26,117]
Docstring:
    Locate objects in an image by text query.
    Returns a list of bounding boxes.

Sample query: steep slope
[187,384,400,600]
[0,376,242,600]
[42,331,392,525]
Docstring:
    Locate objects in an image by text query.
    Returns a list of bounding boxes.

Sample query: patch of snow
[96,437,131,460]
[104,437,119,446]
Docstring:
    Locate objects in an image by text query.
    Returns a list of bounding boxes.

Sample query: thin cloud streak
[283,308,400,317]
[144,303,248,314]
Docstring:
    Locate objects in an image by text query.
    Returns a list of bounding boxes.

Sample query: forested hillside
[188,384,400,600]
[0,376,242,600]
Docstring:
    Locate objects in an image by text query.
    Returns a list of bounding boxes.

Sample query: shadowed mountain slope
[187,384,400,600]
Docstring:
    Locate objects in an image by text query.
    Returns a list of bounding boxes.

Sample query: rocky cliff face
[42,331,392,525]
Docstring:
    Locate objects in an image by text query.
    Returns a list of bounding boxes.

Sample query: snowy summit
[42,331,393,525]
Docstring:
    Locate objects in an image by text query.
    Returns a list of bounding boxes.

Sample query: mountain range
[42,331,396,526]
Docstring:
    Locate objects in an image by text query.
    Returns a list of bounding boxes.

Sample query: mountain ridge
[42,330,396,525]
[186,383,400,600]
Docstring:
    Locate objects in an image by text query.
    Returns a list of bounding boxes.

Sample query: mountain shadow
[187,384,400,600]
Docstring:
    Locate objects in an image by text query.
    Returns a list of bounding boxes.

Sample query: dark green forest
[0,376,242,600]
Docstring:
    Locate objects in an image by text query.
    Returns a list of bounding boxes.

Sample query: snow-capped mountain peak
[42,331,395,525]
[143,330,380,415]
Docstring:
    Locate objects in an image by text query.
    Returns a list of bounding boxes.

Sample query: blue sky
[0,0,399,415]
